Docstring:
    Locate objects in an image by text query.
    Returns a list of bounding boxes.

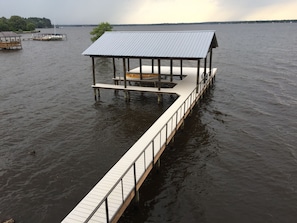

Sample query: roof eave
[84,54,207,60]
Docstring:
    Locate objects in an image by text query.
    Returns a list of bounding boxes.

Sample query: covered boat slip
[84,30,218,101]
[93,65,214,98]
[62,30,218,222]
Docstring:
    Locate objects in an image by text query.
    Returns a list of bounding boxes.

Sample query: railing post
[175,110,178,131]
[133,163,139,203]
[121,179,124,203]
[152,140,155,165]
[159,130,162,148]
[144,150,146,170]
[165,123,168,145]
[105,198,109,223]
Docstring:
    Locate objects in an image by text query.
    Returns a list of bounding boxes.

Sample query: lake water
[1,23,297,223]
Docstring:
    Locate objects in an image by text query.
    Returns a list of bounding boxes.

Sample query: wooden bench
[112,76,178,88]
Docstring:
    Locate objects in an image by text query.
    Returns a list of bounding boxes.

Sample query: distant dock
[23,33,67,41]
[62,30,218,222]
[0,32,22,50]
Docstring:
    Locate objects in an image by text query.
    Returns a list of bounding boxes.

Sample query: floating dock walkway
[62,30,218,222]
[62,67,217,223]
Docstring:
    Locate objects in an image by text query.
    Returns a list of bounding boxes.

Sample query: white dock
[62,66,217,223]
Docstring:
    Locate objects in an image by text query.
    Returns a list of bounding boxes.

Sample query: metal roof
[82,31,218,59]
[0,32,21,38]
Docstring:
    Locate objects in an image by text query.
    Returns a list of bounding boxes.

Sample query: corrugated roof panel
[0,31,21,38]
[82,31,218,59]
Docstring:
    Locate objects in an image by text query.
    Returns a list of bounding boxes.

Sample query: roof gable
[83,31,218,59]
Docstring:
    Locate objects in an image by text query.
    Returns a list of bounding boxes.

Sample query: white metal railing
[82,73,212,223]
[63,70,215,223]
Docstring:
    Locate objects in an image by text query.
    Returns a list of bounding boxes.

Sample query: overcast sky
[1,0,296,25]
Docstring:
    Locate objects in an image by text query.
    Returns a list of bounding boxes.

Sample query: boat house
[82,30,218,101]
[62,30,218,223]
[0,32,22,50]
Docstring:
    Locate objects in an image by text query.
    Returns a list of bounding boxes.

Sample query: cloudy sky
[1,0,296,25]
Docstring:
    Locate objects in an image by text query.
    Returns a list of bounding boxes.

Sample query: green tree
[27,17,52,28]
[26,22,36,31]
[9,15,27,31]
[90,22,112,42]
[0,16,52,32]
[0,17,10,31]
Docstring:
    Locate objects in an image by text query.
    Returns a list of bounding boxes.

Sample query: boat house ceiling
[82,30,218,60]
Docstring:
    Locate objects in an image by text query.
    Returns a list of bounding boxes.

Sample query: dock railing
[62,70,215,223]
[84,72,209,223]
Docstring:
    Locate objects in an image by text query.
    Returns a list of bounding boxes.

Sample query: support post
[158,59,161,91]
[170,59,173,82]
[92,57,97,101]
[139,58,143,80]
[123,58,127,88]
[105,198,109,223]
[152,59,154,73]
[112,58,116,79]
[196,59,200,93]
[209,48,213,76]
[133,164,139,203]
[204,56,207,83]
[127,58,130,71]
[180,59,183,80]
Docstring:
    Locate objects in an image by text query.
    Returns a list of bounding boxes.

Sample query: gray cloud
[0,0,294,24]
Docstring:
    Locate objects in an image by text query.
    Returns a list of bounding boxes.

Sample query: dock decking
[62,67,217,223]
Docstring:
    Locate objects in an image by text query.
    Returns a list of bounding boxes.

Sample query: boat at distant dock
[32,33,66,41]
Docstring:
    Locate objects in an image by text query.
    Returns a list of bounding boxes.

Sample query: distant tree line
[0,16,52,32]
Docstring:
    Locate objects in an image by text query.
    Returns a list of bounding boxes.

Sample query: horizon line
[55,19,297,26]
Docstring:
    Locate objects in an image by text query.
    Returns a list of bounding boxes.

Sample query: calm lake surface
[1,23,297,223]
